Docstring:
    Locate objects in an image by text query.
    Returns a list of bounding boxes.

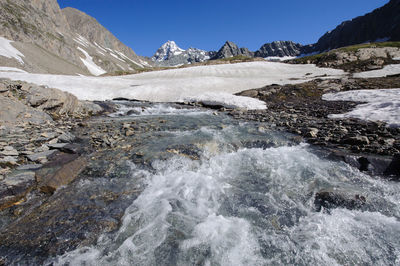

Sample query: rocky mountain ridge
[0,0,150,75]
[156,0,400,65]
[314,0,400,52]
[151,41,214,66]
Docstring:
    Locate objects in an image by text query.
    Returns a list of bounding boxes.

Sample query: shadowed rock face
[314,0,400,52]
[212,41,254,59]
[255,41,304,58]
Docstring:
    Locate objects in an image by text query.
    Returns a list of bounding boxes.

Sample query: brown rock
[37,156,88,194]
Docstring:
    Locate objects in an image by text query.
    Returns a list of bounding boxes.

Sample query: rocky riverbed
[232,76,400,178]
[0,74,399,264]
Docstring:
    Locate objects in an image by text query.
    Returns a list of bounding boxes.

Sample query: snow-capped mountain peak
[151,41,214,66]
[152,41,185,62]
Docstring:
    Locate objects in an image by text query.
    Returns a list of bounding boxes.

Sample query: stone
[305,128,319,138]
[27,150,57,162]
[17,164,43,171]
[125,129,135,137]
[0,171,36,211]
[1,146,19,156]
[41,132,58,139]
[314,188,367,212]
[58,132,76,143]
[38,156,88,194]
[384,154,400,178]
[0,156,18,167]
[343,136,370,145]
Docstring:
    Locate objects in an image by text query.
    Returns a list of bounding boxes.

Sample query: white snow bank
[0,61,345,110]
[0,37,24,64]
[393,57,400,61]
[264,56,296,61]
[74,35,90,48]
[353,64,400,78]
[183,92,266,110]
[323,89,400,126]
[0,67,26,73]
[77,47,106,76]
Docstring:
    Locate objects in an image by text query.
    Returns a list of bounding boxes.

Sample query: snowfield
[323,89,400,127]
[353,64,400,78]
[0,37,24,64]
[0,61,344,109]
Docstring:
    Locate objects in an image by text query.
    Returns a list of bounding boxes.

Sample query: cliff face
[255,41,304,58]
[0,0,150,75]
[314,0,400,52]
[212,41,254,59]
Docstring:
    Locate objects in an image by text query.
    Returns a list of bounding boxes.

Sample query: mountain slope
[0,0,150,75]
[314,0,400,52]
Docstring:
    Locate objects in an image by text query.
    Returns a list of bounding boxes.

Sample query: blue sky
[58,0,389,57]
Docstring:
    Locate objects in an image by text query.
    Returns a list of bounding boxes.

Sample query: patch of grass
[293,41,400,64]
[335,42,400,53]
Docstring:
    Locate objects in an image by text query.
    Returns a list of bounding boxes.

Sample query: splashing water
[53,104,400,266]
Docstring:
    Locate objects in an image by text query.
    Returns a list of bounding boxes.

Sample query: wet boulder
[0,171,36,211]
[314,188,367,212]
[36,156,88,194]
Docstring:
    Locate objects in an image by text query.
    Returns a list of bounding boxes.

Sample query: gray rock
[0,156,18,166]
[3,171,35,187]
[314,188,367,212]
[58,132,76,143]
[1,146,19,156]
[17,164,43,171]
[0,95,53,124]
[27,150,57,162]
[344,136,370,145]
[47,143,68,149]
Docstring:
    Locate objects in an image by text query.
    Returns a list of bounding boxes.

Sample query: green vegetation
[218,55,255,62]
[294,41,400,64]
[335,42,400,53]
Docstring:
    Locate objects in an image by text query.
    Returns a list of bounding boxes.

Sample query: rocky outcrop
[212,41,254,59]
[0,79,101,121]
[314,0,400,52]
[290,46,400,72]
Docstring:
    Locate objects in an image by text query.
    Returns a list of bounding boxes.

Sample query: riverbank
[230,76,400,178]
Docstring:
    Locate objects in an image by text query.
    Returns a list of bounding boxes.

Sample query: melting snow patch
[0,67,26,73]
[77,47,106,76]
[183,92,266,110]
[323,89,400,126]
[264,56,296,61]
[0,37,24,64]
[353,64,400,78]
[74,35,90,48]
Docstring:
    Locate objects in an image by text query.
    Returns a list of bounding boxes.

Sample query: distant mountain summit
[152,41,185,62]
[151,41,213,66]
